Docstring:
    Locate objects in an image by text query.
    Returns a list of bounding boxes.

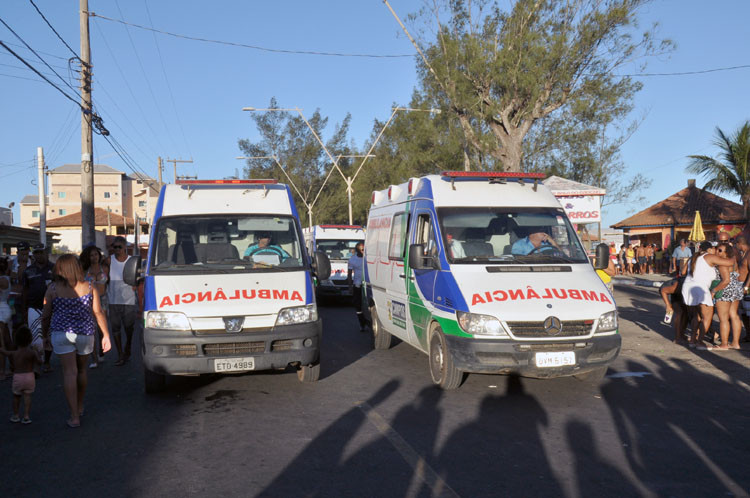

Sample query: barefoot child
[4,326,39,424]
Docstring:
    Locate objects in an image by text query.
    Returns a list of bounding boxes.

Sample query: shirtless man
[645,244,654,274]
[636,243,647,275]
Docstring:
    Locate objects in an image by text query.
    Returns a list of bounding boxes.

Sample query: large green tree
[238,98,353,225]
[408,0,669,172]
[687,121,750,220]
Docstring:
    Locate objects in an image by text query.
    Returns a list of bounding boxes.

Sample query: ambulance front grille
[203,342,266,356]
[505,320,593,338]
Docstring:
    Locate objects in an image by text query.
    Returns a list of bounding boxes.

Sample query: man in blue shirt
[244,231,290,263]
[511,230,559,255]
[671,239,692,276]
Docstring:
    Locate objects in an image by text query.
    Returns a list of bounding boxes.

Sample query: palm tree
[687,121,750,220]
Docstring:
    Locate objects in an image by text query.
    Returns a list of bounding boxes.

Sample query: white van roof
[304,225,365,240]
[370,172,561,210]
[159,180,295,217]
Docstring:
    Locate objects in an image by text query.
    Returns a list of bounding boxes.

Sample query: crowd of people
[660,233,750,351]
[0,236,138,426]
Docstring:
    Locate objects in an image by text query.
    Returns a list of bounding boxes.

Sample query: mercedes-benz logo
[223,317,244,333]
[543,316,562,336]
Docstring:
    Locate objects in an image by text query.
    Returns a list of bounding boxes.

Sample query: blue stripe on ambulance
[143,185,166,312]
[410,178,468,313]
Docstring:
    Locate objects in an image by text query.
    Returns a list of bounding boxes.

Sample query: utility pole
[157,156,163,184]
[166,158,193,182]
[36,147,47,245]
[80,0,95,247]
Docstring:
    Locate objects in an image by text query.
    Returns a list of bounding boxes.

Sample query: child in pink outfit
[3,326,39,424]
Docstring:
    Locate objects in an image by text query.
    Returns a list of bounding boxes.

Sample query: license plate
[535,351,575,368]
[214,357,255,373]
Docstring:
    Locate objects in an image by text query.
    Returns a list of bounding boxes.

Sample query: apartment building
[20,164,160,230]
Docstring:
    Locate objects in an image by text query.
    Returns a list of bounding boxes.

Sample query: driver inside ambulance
[511,229,559,255]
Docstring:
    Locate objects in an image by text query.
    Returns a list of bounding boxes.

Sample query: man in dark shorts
[22,244,54,371]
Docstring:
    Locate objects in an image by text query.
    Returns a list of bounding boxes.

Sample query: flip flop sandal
[21,418,31,424]
[9,415,20,423]
[66,419,80,428]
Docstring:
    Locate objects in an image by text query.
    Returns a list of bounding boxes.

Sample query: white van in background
[303,225,365,298]
[364,171,619,389]
[124,179,330,392]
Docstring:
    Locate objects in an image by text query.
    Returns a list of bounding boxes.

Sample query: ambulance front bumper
[444,333,621,378]
[141,319,322,376]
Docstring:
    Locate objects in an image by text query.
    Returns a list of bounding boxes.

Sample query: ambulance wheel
[574,366,608,383]
[144,368,166,393]
[297,362,320,382]
[429,326,462,390]
[371,306,392,350]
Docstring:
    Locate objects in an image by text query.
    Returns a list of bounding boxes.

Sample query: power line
[89,12,415,58]
[0,17,82,100]
[0,49,70,70]
[0,70,46,83]
[143,0,192,159]
[0,38,68,60]
[28,0,81,60]
[620,64,750,77]
[113,0,180,153]
[0,60,62,79]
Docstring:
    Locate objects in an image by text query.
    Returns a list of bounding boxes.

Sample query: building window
[59,209,67,216]
[32,210,39,218]
[104,192,111,199]
[138,201,146,207]
[58,192,66,199]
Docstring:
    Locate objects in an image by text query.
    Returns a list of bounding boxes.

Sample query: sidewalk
[613,272,673,288]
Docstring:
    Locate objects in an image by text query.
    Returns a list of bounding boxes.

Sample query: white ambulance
[303,225,365,298]
[124,179,330,392]
[364,171,619,389]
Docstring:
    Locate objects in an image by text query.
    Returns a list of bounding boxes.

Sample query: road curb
[613,278,664,288]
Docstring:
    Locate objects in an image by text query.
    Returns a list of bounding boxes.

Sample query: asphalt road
[3,286,749,497]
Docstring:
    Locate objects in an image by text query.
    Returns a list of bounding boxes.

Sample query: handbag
[709,279,724,300]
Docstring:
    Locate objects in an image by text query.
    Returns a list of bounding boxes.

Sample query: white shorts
[51,331,94,356]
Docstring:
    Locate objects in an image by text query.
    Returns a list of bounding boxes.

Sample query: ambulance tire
[429,326,462,390]
[371,306,392,350]
[144,368,166,393]
[297,362,321,382]
[574,366,608,383]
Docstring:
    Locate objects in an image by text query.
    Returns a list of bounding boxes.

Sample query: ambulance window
[389,212,407,260]
[416,214,436,257]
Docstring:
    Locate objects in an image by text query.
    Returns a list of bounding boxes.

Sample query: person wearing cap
[244,231,290,264]
[107,236,138,366]
[22,243,54,371]
[681,241,736,349]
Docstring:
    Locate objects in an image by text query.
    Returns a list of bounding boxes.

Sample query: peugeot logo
[223,317,244,333]
[543,316,563,336]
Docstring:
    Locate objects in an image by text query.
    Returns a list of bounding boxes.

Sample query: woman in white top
[681,241,735,348]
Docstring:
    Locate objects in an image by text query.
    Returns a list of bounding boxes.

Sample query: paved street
[3,285,750,497]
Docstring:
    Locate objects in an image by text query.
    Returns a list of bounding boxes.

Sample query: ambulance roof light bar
[440,171,545,191]
[175,179,278,185]
[320,224,363,230]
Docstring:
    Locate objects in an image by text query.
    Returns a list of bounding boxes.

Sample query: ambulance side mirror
[123,256,142,286]
[312,250,331,281]
[409,244,431,270]
[594,243,609,270]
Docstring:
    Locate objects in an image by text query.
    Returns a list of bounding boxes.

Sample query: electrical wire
[0,48,70,70]
[0,39,68,60]
[0,70,45,83]
[0,17,82,100]
[113,0,180,153]
[0,60,60,79]
[28,0,82,61]
[89,12,415,58]
[620,65,750,77]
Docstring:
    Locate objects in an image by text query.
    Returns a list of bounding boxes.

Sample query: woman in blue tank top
[41,254,110,428]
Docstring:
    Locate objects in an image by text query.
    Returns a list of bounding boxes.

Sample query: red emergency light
[320,225,363,230]
[441,171,546,180]
[176,179,278,185]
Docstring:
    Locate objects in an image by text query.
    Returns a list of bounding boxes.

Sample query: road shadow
[601,357,750,496]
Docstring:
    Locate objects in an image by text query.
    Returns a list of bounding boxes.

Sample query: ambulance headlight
[456,311,506,337]
[146,311,191,331]
[276,304,318,326]
[596,311,618,332]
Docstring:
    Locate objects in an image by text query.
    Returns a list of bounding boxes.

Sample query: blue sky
[1,1,749,230]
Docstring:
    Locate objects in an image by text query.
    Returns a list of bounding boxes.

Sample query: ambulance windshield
[151,215,305,273]
[316,239,361,261]
[438,207,588,264]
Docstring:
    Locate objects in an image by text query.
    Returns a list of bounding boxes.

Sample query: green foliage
[687,122,750,219]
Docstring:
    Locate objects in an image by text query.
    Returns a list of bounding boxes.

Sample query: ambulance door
[407,207,438,348]
[383,210,410,342]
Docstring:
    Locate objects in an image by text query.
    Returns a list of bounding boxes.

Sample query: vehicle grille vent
[203,342,265,356]
[505,320,592,338]
[271,339,294,351]
[173,344,198,356]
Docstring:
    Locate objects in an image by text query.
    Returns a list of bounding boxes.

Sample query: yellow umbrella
[688,210,706,242]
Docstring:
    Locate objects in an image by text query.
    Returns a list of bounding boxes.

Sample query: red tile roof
[30,207,143,228]
[611,186,745,229]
